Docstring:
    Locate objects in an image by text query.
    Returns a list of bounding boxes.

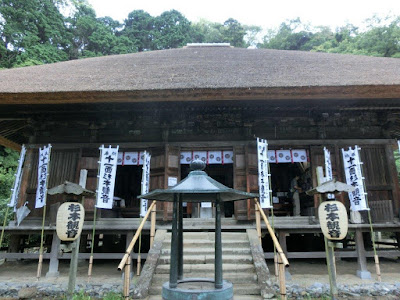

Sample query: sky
[88,0,400,30]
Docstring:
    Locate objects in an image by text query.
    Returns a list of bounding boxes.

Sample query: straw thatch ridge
[1,46,400,103]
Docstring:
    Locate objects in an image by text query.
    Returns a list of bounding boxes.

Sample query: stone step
[151,273,258,284]
[161,247,251,256]
[163,239,249,248]
[155,263,255,274]
[149,283,261,296]
[147,295,263,300]
[158,254,253,264]
[164,232,248,240]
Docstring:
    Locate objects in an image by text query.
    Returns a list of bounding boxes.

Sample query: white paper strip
[342,146,368,211]
[140,151,151,217]
[35,145,51,209]
[96,145,119,209]
[9,145,26,211]
[324,147,335,199]
[257,138,272,208]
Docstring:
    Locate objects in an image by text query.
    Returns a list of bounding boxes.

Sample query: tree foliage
[259,16,400,58]
[0,146,18,222]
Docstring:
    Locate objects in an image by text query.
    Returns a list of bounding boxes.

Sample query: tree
[221,18,246,47]
[0,146,18,223]
[121,10,155,52]
[190,19,224,43]
[355,16,400,57]
[67,2,134,58]
[153,10,192,50]
[244,25,262,48]
[0,0,71,67]
[259,18,315,51]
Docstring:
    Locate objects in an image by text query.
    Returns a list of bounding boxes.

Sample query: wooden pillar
[125,232,133,277]
[310,146,320,214]
[385,144,400,215]
[278,231,287,255]
[355,229,371,279]
[7,235,20,261]
[334,145,345,204]
[46,233,61,277]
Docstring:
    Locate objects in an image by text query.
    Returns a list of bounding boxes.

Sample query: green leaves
[258,16,400,58]
[1,2,399,69]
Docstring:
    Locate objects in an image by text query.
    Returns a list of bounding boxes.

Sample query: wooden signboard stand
[307,168,354,300]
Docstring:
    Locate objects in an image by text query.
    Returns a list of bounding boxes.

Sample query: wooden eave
[1,84,400,105]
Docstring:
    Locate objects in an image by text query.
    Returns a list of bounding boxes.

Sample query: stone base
[45,271,60,278]
[162,278,233,300]
[357,270,371,279]
[285,270,292,281]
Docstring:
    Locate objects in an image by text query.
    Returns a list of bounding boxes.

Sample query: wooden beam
[25,139,396,150]
[264,250,400,259]
[0,135,21,151]
[0,252,147,259]
[1,85,400,105]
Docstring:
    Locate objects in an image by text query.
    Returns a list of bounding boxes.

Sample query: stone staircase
[146,231,268,300]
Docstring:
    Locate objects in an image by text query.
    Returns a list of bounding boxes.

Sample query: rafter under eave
[0,135,22,152]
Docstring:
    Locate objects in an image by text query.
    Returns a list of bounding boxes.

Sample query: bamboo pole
[36,204,47,280]
[88,145,104,282]
[36,145,51,281]
[316,166,338,299]
[255,203,262,244]
[118,201,156,271]
[278,255,287,300]
[0,205,10,250]
[123,254,131,299]
[87,207,97,281]
[255,200,289,267]
[136,222,142,276]
[357,146,381,282]
[267,158,279,278]
[150,203,156,248]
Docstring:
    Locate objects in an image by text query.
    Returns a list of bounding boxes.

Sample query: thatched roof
[1,45,400,104]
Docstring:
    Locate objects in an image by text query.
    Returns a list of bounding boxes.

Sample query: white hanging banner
[222,151,233,164]
[117,151,145,165]
[35,144,52,209]
[324,147,335,199]
[140,151,151,217]
[267,150,277,163]
[192,151,207,162]
[292,149,308,163]
[342,146,368,211]
[267,150,307,163]
[276,150,292,163]
[96,145,119,209]
[179,150,234,165]
[257,138,272,208]
[9,145,26,211]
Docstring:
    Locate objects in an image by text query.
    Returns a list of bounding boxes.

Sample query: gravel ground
[0,258,399,299]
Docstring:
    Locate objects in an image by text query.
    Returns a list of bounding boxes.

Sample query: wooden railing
[117,201,156,299]
[255,199,289,300]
